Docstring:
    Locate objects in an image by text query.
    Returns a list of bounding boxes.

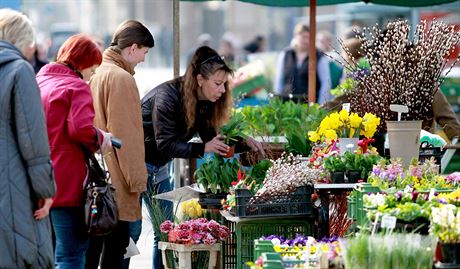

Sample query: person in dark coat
[274,22,332,104]
[141,46,264,269]
[0,8,56,269]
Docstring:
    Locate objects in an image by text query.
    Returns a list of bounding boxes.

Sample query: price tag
[381,214,397,229]
[342,103,350,112]
[429,188,436,201]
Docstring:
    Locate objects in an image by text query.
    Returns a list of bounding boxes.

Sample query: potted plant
[323,155,346,183]
[430,204,460,264]
[194,154,240,194]
[221,113,248,158]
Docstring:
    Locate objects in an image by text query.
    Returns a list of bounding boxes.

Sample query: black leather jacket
[141,77,217,167]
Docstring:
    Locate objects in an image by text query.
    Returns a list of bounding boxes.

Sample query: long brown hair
[183,46,233,130]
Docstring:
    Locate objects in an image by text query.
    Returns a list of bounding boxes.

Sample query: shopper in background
[37,33,112,269]
[0,8,56,269]
[141,45,264,269]
[87,19,154,269]
[316,30,343,91]
[274,22,331,104]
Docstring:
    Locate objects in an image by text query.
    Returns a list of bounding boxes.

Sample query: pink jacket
[37,63,102,207]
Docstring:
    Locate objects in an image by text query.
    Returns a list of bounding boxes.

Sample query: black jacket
[141,77,217,167]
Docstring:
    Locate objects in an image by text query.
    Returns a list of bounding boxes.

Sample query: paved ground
[129,205,155,269]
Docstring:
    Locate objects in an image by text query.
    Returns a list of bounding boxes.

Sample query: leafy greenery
[236,98,327,138]
[324,152,381,178]
[245,159,271,193]
[194,154,240,193]
[323,155,347,172]
[284,128,312,157]
[220,112,248,145]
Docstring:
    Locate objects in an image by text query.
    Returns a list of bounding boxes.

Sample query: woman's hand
[100,129,113,151]
[204,134,229,156]
[246,137,266,157]
[34,198,53,220]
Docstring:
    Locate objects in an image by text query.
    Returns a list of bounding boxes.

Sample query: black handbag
[83,131,118,236]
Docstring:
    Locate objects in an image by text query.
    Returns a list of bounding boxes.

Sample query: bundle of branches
[253,153,322,198]
[336,20,460,131]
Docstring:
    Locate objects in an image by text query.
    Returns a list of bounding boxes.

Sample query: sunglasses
[200,55,225,66]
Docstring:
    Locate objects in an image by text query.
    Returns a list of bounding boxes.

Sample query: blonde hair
[0,9,35,52]
[293,22,309,36]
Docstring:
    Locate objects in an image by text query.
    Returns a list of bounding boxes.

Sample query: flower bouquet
[308,109,380,156]
[160,218,230,246]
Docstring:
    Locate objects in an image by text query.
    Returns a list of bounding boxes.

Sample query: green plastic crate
[352,183,380,226]
[236,218,312,269]
[253,240,274,261]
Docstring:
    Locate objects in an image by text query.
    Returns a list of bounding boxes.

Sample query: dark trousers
[85,220,130,269]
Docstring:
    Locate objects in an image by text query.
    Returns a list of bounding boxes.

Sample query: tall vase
[386,120,422,168]
[339,137,359,155]
[441,243,460,264]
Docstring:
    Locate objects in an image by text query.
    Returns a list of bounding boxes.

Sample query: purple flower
[396,191,403,201]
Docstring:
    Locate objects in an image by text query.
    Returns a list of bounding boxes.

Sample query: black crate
[235,185,312,218]
[221,219,236,269]
[198,192,226,209]
[384,146,443,166]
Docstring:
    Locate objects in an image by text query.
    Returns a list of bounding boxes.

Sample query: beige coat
[90,48,147,221]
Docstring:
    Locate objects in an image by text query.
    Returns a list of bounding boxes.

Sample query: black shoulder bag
[84,130,118,236]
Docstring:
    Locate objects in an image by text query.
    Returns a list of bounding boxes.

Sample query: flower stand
[158,242,221,269]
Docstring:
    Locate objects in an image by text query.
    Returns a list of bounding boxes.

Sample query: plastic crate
[235,185,312,218]
[198,192,226,209]
[349,183,380,226]
[221,219,237,269]
[236,218,312,269]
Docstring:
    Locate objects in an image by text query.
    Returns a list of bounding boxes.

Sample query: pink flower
[218,226,230,240]
[203,233,217,245]
[177,229,192,244]
[178,222,191,231]
[207,220,220,232]
[160,220,174,233]
[168,230,178,243]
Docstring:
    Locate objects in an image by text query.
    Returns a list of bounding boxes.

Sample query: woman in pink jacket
[37,34,112,269]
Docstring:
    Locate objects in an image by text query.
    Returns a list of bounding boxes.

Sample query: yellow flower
[349,113,362,128]
[324,129,338,140]
[339,109,349,123]
[328,112,343,129]
[308,131,320,142]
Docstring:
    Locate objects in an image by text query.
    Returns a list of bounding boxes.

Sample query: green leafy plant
[323,155,346,173]
[221,113,248,145]
[194,154,240,193]
[284,129,312,157]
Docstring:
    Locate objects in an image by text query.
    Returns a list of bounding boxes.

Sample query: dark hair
[183,46,233,130]
[56,33,102,72]
[110,19,154,49]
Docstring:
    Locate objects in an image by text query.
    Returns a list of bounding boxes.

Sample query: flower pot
[386,120,422,168]
[338,137,359,155]
[331,171,345,183]
[225,144,235,158]
[347,170,361,183]
[441,243,460,264]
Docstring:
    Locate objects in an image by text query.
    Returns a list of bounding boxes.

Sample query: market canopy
[183,0,459,7]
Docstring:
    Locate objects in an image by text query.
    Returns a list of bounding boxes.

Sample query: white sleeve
[274,51,286,95]
[317,56,332,104]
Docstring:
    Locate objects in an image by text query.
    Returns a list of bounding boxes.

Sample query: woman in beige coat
[86,20,154,269]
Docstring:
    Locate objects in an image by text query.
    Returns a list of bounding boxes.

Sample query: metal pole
[308,0,317,103]
[173,0,181,187]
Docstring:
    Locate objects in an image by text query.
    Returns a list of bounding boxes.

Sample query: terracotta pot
[225,145,235,158]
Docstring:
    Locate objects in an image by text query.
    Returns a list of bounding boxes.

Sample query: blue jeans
[51,207,89,269]
[144,163,173,269]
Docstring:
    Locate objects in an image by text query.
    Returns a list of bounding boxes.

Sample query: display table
[158,242,221,269]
